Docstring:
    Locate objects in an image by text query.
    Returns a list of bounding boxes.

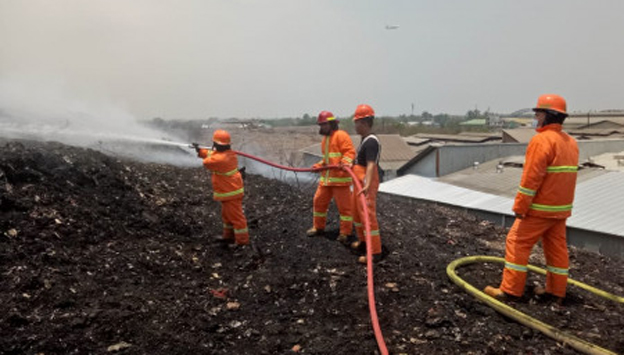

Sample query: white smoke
[0,76,197,166]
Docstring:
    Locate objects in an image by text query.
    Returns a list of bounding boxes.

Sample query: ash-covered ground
[1,139,623,355]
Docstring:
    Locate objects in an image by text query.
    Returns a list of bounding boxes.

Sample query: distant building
[501,117,533,128]
[406,132,500,144]
[503,127,624,143]
[459,119,487,127]
[576,120,624,130]
[398,139,624,178]
[487,114,503,127]
[566,112,624,129]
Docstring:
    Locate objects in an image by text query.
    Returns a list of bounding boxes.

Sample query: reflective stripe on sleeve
[518,186,536,196]
[546,166,578,173]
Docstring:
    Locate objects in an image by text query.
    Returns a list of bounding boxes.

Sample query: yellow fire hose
[447,256,624,355]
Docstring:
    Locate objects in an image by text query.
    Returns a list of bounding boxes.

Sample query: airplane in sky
[385,25,400,30]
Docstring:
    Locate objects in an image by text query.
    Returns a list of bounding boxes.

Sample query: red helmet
[353,104,375,121]
[533,94,567,116]
[212,129,231,145]
[317,111,337,124]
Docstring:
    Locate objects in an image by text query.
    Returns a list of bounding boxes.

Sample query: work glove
[239,166,246,180]
[190,143,200,153]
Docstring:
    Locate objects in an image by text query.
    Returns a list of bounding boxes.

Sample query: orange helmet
[317,111,337,124]
[212,129,231,145]
[353,104,375,121]
[533,94,567,116]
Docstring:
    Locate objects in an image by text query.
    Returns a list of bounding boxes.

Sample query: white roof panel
[379,175,513,215]
[570,171,624,236]
[380,173,624,238]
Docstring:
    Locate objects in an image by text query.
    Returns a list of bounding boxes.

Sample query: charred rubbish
[1,139,623,354]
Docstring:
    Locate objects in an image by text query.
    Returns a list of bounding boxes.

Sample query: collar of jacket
[536,123,563,133]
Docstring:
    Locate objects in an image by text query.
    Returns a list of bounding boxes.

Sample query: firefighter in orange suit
[350,104,386,264]
[196,130,249,246]
[485,94,578,303]
[307,111,356,242]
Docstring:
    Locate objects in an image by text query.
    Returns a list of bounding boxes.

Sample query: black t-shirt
[356,135,381,166]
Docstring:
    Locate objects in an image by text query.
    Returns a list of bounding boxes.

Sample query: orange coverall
[352,164,381,254]
[352,135,382,255]
[199,148,249,245]
[500,124,578,297]
[312,130,355,236]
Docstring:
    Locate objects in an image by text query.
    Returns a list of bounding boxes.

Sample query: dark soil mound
[1,140,623,354]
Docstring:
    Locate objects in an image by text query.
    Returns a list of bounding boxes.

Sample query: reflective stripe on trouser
[221,196,249,245]
[312,185,353,236]
[352,165,381,255]
[500,216,568,297]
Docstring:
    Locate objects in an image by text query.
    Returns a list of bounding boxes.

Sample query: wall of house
[409,150,438,178]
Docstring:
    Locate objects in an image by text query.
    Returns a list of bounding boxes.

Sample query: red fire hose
[234,150,389,355]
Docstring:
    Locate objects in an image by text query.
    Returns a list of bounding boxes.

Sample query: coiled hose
[447,255,624,355]
[234,150,389,355]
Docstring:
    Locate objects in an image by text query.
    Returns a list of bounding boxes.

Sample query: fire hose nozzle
[189,142,200,150]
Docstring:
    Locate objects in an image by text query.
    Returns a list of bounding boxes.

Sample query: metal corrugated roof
[459,119,487,126]
[403,136,431,146]
[379,172,624,238]
[589,150,624,172]
[570,171,624,236]
[437,156,607,198]
[502,129,536,143]
[410,132,499,143]
[565,116,624,129]
[379,175,513,215]
[569,127,624,136]
[371,134,417,161]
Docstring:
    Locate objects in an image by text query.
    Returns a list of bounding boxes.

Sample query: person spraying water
[192,129,250,248]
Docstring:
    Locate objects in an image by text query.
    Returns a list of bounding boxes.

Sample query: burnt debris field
[1,139,623,355]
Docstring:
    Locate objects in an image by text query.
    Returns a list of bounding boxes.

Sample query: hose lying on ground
[234,150,389,355]
[447,255,624,355]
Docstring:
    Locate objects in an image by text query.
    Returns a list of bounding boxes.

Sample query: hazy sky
[1,0,624,120]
